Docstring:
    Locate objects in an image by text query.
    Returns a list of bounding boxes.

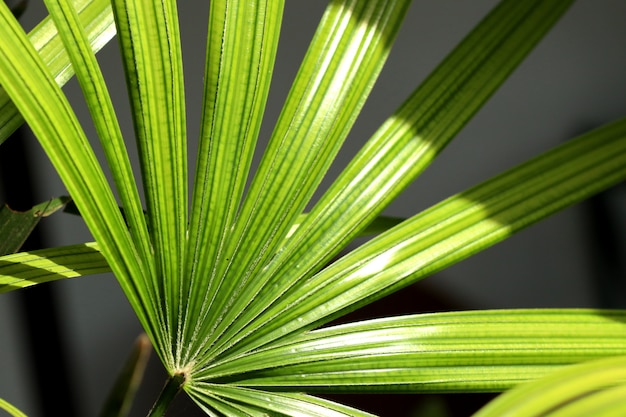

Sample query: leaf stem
[147,372,186,417]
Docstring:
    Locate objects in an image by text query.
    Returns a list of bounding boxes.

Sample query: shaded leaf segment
[99,334,152,417]
[195,310,626,393]
[0,196,70,255]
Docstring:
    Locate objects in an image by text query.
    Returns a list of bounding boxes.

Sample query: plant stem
[147,372,186,417]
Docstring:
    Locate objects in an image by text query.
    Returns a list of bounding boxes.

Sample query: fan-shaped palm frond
[1,0,626,415]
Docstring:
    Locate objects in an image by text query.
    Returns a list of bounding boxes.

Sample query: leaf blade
[181,0,285,368]
[43,0,153,272]
[111,0,187,368]
[198,310,626,393]
[216,0,577,357]
[0,1,157,344]
[204,0,576,359]
[188,385,377,417]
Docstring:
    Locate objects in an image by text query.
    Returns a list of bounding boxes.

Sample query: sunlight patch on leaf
[0,242,108,293]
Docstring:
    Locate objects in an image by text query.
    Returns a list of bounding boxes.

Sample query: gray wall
[1,1,626,415]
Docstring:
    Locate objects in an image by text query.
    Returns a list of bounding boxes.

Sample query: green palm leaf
[43,0,152,268]
[213,118,626,356]
[262,0,576,296]
[203,0,577,358]
[0,0,162,359]
[181,0,285,369]
[110,0,188,367]
[196,0,412,360]
[195,310,626,392]
[0,196,70,255]
[190,386,377,417]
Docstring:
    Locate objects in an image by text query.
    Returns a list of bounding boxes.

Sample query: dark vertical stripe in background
[0,126,80,417]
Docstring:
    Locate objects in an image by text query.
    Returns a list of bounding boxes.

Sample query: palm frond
[1,0,625,415]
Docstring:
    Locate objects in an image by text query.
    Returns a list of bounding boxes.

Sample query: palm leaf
[270,0,576,287]
[197,0,413,359]
[43,0,152,267]
[195,310,626,393]
[110,0,187,367]
[0,0,162,359]
[2,0,626,415]
[213,118,626,356]
[191,386,377,417]
[181,0,285,369]
[203,0,577,359]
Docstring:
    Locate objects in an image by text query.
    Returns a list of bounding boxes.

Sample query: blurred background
[1,0,626,415]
